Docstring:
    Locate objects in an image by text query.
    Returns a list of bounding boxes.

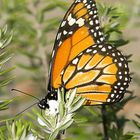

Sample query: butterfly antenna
[11,88,40,101]
[16,102,38,116]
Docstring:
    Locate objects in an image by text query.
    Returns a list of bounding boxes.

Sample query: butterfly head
[38,89,57,110]
[38,99,59,116]
[38,99,49,110]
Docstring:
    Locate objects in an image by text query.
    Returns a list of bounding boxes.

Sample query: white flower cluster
[37,89,85,140]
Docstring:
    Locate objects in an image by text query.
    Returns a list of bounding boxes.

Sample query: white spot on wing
[100,37,104,41]
[124,82,127,85]
[63,30,67,35]
[95,19,99,24]
[101,47,106,52]
[89,11,93,15]
[117,82,121,86]
[118,63,122,67]
[107,99,111,102]
[98,45,103,48]
[119,76,123,79]
[94,10,97,14]
[111,94,115,98]
[116,95,119,98]
[57,33,61,40]
[76,18,85,27]
[59,41,62,46]
[98,31,102,36]
[72,58,79,65]
[89,21,93,25]
[69,31,73,35]
[68,14,72,21]
[87,5,91,9]
[83,0,87,3]
[69,18,76,26]
[61,21,66,27]
[78,52,83,56]
[52,50,55,57]
[86,49,92,53]
[92,45,97,48]
[125,77,128,81]
[112,53,115,56]
[91,29,94,33]
[93,50,97,53]
[108,46,112,49]
[120,58,124,61]
[96,26,99,30]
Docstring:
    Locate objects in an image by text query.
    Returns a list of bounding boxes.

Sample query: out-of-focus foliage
[0,120,31,140]
[0,0,69,93]
[0,25,13,113]
[97,2,130,47]
[0,26,13,87]
[0,0,139,140]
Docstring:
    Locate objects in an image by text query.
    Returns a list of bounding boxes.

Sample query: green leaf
[59,119,74,131]
[70,98,85,113]
[0,99,13,111]
[48,129,59,140]
[66,88,77,107]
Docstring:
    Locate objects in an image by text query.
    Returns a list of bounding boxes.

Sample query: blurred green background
[0,0,140,139]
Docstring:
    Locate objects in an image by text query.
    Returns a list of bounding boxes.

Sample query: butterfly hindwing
[62,44,131,105]
[49,0,105,89]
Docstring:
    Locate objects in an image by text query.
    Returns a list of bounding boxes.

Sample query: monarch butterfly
[38,0,131,109]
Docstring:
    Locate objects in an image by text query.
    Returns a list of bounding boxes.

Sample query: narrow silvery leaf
[61,88,65,103]
[0,42,2,48]
[60,114,73,127]
[66,89,77,107]
[3,25,8,35]
[70,98,85,113]
[20,129,27,140]
[11,122,16,139]
[74,118,88,124]
[0,29,2,38]
[58,89,65,118]
[59,102,65,119]
[57,89,62,103]
[38,116,52,131]
[72,95,82,106]
[59,119,74,131]
[38,117,47,126]
[48,129,59,140]
[26,134,37,140]
[2,35,13,48]
[65,90,71,101]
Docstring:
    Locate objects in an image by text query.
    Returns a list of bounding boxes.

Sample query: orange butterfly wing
[62,44,131,105]
[49,0,104,89]
[46,0,131,106]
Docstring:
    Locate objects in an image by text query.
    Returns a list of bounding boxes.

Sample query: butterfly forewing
[49,0,105,89]
[62,44,131,105]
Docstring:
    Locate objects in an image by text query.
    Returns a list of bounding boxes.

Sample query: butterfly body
[38,0,131,109]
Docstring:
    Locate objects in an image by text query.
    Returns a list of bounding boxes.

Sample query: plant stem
[101,105,109,140]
